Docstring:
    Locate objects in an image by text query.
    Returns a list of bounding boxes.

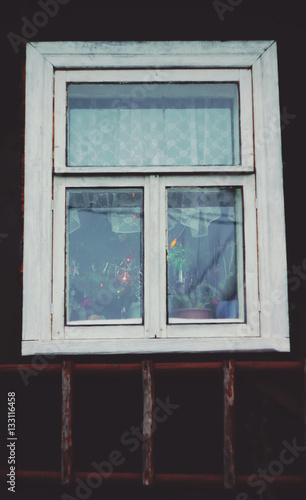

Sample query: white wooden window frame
[54,68,253,173]
[22,41,289,355]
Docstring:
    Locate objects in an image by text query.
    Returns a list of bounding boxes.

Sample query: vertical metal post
[223,360,235,489]
[61,361,74,486]
[142,360,154,486]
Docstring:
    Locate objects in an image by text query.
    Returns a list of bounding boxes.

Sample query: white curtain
[68,100,234,167]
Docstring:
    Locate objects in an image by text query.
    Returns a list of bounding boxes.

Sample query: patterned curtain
[68,84,237,167]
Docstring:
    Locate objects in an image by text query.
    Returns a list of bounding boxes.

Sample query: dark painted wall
[0,5,305,498]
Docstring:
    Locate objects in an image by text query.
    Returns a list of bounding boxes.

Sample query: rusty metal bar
[235,361,302,371]
[61,361,74,486]
[223,360,235,490]
[156,474,305,485]
[236,475,306,486]
[0,361,303,375]
[0,470,304,486]
[74,363,141,374]
[0,364,62,374]
[156,474,224,485]
[74,361,303,374]
[76,472,141,484]
[142,360,154,486]
[0,470,60,483]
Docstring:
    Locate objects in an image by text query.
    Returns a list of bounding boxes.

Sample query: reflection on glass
[68,83,239,167]
[167,188,244,322]
[66,189,143,324]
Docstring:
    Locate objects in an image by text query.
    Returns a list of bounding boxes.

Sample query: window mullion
[145,175,161,339]
[159,178,167,338]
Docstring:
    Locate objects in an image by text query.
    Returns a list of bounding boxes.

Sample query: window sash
[54,68,253,174]
[159,175,259,339]
[52,175,259,340]
[53,176,148,340]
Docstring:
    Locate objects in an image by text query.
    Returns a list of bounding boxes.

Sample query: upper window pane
[67,83,240,167]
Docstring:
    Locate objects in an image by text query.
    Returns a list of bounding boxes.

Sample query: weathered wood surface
[252,41,289,341]
[142,361,154,486]
[23,44,53,342]
[223,360,235,489]
[22,337,291,356]
[31,40,274,69]
[61,361,74,486]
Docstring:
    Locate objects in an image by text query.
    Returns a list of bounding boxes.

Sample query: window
[22,41,289,355]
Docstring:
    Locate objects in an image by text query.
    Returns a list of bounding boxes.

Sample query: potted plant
[170,281,218,320]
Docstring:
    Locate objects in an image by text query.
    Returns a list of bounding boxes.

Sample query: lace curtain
[68,84,238,167]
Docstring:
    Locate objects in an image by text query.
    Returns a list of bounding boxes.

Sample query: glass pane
[66,189,143,324]
[68,83,239,167]
[167,187,244,322]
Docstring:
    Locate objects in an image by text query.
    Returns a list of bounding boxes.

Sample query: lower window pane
[167,187,244,322]
[66,188,144,324]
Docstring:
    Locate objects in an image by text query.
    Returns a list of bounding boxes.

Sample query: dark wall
[0,1,305,361]
[0,4,306,500]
